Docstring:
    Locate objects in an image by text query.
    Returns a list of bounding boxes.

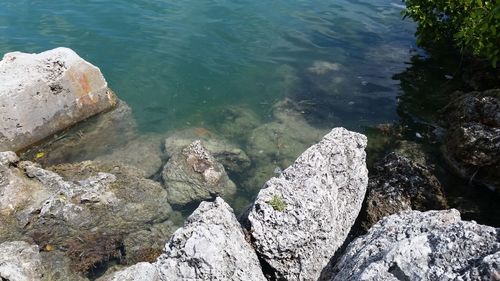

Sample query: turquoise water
[2,1,498,226]
[0,0,416,131]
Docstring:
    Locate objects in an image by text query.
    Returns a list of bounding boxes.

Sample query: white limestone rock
[332,209,500,281]
[0,47,117,151]
[155,197,266,281]
[246,127,368,280]
[0,241,44,281]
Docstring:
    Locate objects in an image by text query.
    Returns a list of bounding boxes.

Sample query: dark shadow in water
[393,53,500,227]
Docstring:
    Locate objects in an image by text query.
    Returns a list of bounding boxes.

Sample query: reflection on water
[0,0,416,131]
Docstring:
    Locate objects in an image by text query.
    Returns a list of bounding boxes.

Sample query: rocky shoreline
[1,48,499,280]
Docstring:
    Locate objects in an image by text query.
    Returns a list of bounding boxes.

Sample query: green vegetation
[402,0,500,67]
[268,195,287,212]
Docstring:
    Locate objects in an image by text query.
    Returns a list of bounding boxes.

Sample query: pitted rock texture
[332,209,500,281]
[0,241,44,281]
[0,151,175,274]
[360,152,448,231]
[162,140,236,205]
[0,47,117,152]
[97,263,160,281]
[246,127,368,281]
[155,197,266,281]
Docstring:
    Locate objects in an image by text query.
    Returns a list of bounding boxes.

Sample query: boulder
[332,209,500,281]
[0,241,44,281]
[214,105,263,142]
[440,89,500,191]
[245,127,368,280]
[360,153,448,231]
[164,128,250,174]
[155,197,266,281]
[97,263,160,281]
[161,140,236,206]
[0,151,176,274]
[0,47,117,152]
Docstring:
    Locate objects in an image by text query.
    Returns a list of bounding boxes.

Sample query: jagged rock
[97,134,164,178]
[155,197,266,281]
[243,98,328,192]
[0,152,175,274]
[332,209,500,281]
[164,128,250,174]
[0,241,45,281]
[97,263,160,281]
[0,47,117,152]
[360,153,448,231]
[21,100,138,167]
[161,141,236,206]
[245,127,368,280]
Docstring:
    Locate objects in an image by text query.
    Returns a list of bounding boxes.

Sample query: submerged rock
[441,89,500,191]
[155,197,266,281]
[22,100,138,167]
[164,128,251,174]
[245,127,368,280]
[97,134,164,178]
[360,153,448,231]
[243,98,328,192]
[215,105,263,143]
[0,47,117,152]
[162,140,236,206]
[0,241,45,281]
[332,209,500,281]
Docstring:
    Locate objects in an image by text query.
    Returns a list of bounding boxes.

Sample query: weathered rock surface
[155,197,266,281]
[0,47,117,152]
[245,127,368,280]
[97,263,160,281]
[162,141,236,205]
[164,128,251,174]
[332,209,500,281]
[0,151,176,274]
[360,153,448,231]
[441,89,500,191]
[0,241,45,281]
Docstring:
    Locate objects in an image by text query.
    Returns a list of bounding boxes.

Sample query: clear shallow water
[0,0,416,131]
[1,1,499,226]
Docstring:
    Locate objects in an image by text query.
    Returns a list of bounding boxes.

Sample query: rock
[441,89,500,190]
[164,128,251,174]
[97,134,164,178]
[0,241,45,281]
[215,105,263,142]
[0,153,175,274]
[332,209,500,281]
[97,263,160,281]
[162,140,236,206]
[360,153,448,231]
[445,122,500,167]
[245,127,368,280]
[155,197,266,281]
[21,100,138,167]
[243,98,328,192]
[0,47,117,152]
[40,250,89,281]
